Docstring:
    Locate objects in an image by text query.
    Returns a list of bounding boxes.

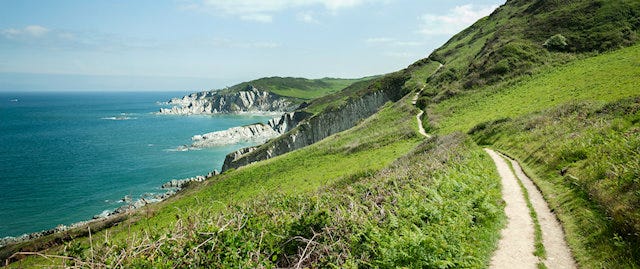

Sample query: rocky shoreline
[0,169,220,248]
[1,95,309,249]
[189,123,279,148]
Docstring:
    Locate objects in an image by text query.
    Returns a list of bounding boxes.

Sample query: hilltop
[220,76,373,100]
[3,0,640,268]
[158,76,371,115]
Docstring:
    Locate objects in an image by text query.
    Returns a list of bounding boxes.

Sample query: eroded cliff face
[190,123,280,148]
[188,111,313,149]
[158,86,295,115]
[222,91,391,171]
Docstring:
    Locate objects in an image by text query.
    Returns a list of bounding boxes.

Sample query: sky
[0,0,505,91]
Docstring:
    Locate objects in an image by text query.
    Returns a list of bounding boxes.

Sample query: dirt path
[485,149,576,269]
[485,149,538,269]
[412,89,429,138]
[411,63,443,138]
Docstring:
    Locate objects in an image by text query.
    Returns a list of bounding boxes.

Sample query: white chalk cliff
[186,111,312,149]
[158,86,295,115]
[190,123,279,148]
[222,90,393,171]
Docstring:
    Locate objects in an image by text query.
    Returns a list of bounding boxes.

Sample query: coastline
[0,168,220,249]
[0,94,290,253]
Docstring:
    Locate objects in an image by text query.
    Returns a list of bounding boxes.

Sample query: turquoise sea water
[0,92,272,238]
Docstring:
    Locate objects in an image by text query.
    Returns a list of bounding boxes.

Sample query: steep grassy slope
[14,134,503,268]
[423,0,639,97]
[424,43,640,267]
[412,1,640,266]
[431,44,640,134]
[221,76,370,100]
[470,98,640,267]
[300,72,405,115]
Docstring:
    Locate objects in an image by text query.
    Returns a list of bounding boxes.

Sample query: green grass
[11,133,505,268]
[404,59,443,92]
[267,78,367,100]
[425,35,640,268]
[302,72,404,115]
[431,44,640,134]
[222,77,370,100]
[470,98,640,268]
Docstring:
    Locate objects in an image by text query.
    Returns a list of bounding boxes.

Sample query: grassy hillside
[221,76,370,100]
[300,72,405,115]
[414,1,640,266]
[431,44,640,134]
[423,0,639,97]
[425,43,640,268]
[470,97,640,267]
[4,0,640,267]
[300,58,441,116]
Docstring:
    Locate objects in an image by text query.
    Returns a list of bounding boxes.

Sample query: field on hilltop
[220,76,372,100]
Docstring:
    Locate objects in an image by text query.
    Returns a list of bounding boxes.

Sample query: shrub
[543,34,568,51]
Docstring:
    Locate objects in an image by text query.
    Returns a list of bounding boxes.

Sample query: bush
[543,34,568,51]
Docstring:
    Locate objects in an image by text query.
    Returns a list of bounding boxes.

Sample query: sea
[0,91,273,238]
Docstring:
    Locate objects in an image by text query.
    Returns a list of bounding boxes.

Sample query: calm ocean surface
[0,92,272,238]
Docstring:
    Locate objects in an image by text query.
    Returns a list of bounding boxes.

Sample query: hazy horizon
[1,0,504,91]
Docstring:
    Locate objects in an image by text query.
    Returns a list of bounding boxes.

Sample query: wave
[164,145,204,152]
[100,116,137,121]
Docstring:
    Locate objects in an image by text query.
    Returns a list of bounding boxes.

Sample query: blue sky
[0,0,504,91]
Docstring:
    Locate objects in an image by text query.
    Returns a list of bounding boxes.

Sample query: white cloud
[392,41,423,46]
[240,13,273,23]
[2,25,50,39]
[419,4,499,36]
[188,0,377,22]
[365,37,394,44]
[210,38,280,49]
[2,28,20,37]
[0,26,162,52]
[24,25,50,36]
[297,12,319,24]
[384,51,415,58]
[201,0,367,13]
[365,37,424,47]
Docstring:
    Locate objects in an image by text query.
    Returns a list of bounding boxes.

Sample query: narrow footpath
[485,149,576,269]
[412,89,430,138]
[412,63,442,139]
